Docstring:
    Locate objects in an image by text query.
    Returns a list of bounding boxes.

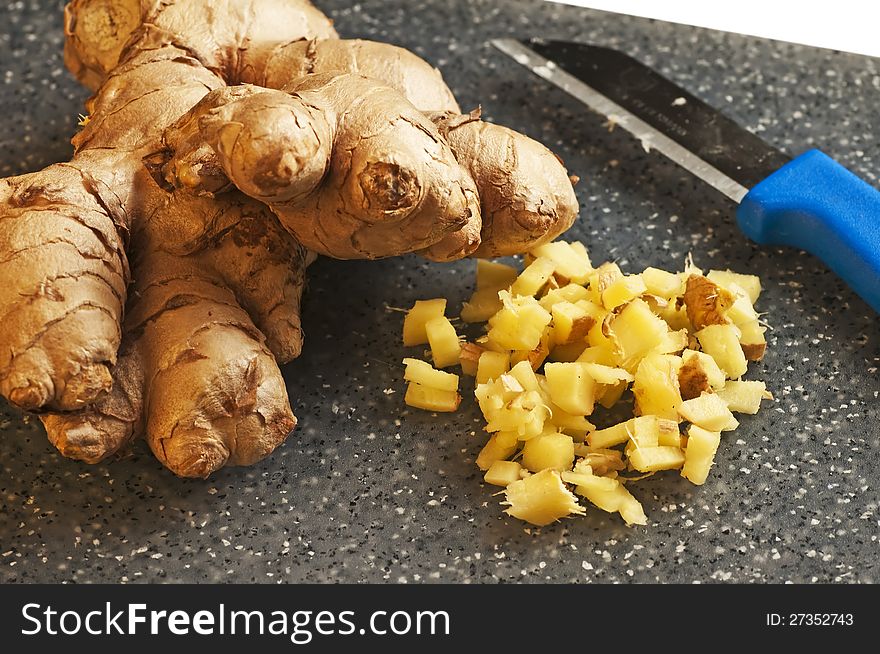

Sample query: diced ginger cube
[608,299,669,369]
[683,274,735,330]
[544,362,596,415]
[580,362,634,385]
[681,425,721,485]
[602,274,648,310]
[476,350,510,384]
[716,380,772,414]
[522,431,575,472]
[503,469,585,526]
[458,342,485,376]
[642,267,684,298]
[508,360,540,391]
[738,320,767,361]
[484,460,523,487]
[402,298,446,346]
[539,283,590,310]
[653,329,688,355]
[547,406,595,440]
[487,292,552,351]
[404,382,461,413]
[485,391,548,440]
[474,381,504,417]
[530,241,592,284]
[511,256,557,297]
[678,349,726,399]
[628,445,685,472]
[587,262,624,304]
[576,345,618,366]
[510,331,551,371]
[566,471,647,526]
[476,259,518,290]
[697,324,748,379]
[476,433,519,471]
[460,287,503,323]
[588,419,633,449]
[402,358,459,392]
[726,288,759,326]
[632,353,683,420]
[628,415,663,449]
[707,269,761,304]
[425,316,461,368]
[678,392,737,431]
[657,419,684,447]
[551,301,594,345]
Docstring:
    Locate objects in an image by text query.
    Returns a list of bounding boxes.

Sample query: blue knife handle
[737,149,880,312]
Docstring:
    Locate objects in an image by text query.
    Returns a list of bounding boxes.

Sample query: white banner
[548,1,880,58]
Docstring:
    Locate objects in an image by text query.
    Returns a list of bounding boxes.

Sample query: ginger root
[0,0,579,477]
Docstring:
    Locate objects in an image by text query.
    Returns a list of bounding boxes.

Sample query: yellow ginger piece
[511,256,557,297]
[678,392,738,431]
[477,260,518,290]
[521,430,575,472]
[543,362,597,416]
[503,469,585,526]
[425,315,461,368]
[642,267,684,298]
[681,425,721,485]
[738,320,767,361]
[458,342,484,376]
[563,463,646,526]
[678,349,726,399]
[403,298,447,346]
[529,240,592,284]
[484,460,523,487]
[608,298,670,370]
[476,432,518,471]
[460,288,503,323]
[602,274,648,310]
[475,350,510,384]
[539,283,591,310]
[461,260,518,323]
[550,301,594,345]
[628,446,685,472]
[716,380,772,414]
[487,291,552,351]
[707,269,761,304]
[696,323,748,379]
[404,383,461,413]
[632,353,683,420]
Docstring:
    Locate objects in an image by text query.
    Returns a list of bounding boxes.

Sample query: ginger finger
[41,343,143,464]
[430,109,579,258]
[165,76,483,260]
[200,203,314,364]
[128,253,295,477]
[0,159,129,411]
[244,38,461,113]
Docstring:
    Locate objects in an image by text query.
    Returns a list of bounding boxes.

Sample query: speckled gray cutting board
[1,0,879,584]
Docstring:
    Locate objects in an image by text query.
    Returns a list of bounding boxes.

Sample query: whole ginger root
[0,0,579,477]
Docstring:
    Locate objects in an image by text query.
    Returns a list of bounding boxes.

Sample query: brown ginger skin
[1,0,581,477]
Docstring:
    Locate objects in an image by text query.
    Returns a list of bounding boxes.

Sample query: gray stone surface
[1,0,878,583]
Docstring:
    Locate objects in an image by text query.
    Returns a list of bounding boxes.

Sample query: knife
[492,38,880,312]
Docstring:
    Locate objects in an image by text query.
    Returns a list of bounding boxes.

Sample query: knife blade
[492,38,880,312]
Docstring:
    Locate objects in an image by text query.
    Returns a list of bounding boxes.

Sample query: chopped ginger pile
[399,241,772,527]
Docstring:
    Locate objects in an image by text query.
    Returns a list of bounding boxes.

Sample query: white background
[548,1,880,58]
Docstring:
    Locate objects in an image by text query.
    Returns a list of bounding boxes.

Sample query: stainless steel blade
[492,38,791,203]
